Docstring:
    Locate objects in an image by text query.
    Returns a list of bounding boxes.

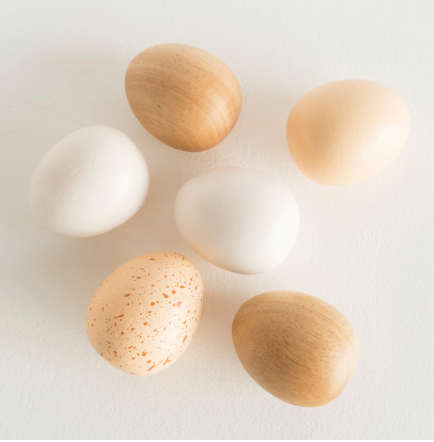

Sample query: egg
[125,43,242,152]
[286,79,411,185]
[174,167,299,274]
[232,291,360,407]
[86,252,203,375]
[29,126,149,237]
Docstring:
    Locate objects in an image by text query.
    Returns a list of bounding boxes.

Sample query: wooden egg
[125,43,242,152]
[232,291,360,407]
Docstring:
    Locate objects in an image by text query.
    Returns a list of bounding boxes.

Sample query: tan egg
[232,291,360,407]
[125,43,242,152]
[86,252,203,375]
[286,79,411,185]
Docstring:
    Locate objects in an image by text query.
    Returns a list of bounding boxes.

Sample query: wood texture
[232,291,360,407]
[125,43,242,152]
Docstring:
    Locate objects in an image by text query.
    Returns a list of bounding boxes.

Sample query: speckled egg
[86,252,204,375]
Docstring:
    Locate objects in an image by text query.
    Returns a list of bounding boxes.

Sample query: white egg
[29,126,149,237]
[174,167,299,274]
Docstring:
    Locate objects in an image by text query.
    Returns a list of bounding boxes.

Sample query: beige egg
[125,43,242,152]
[86,252,203,375]
[232,291,360,407]
[286,79,411,185]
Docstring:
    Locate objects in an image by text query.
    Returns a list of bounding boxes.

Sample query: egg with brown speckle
[86,251,204,375]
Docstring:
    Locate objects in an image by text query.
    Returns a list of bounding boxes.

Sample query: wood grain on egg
[86,252,203,375]
[232,291,360,407]
[125,43,242,152]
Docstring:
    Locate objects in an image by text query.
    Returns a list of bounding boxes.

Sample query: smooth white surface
[1,0,433,439]
[175,167,299,274]
[29,126,149,237]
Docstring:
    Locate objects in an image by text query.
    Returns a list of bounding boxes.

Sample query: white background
[1,0,433,439]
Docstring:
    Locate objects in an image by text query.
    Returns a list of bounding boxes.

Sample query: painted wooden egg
[286,80,411,185]
[86,252,203,375]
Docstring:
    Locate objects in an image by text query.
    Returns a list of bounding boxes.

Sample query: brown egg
[232,291,359,407]
[125,43,242,152]
[286,79,411,185]
[86,252,203,375]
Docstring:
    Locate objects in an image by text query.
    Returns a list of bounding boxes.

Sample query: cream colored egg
[86,252,203,375]
[286,79,411,185]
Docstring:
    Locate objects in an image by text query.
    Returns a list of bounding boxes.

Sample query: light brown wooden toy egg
[232,291,360,407]
[86,251,203,375]
[125,43,242,152]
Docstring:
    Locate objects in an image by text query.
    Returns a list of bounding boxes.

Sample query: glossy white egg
[174,167,299,274]
[29,126,149,237]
